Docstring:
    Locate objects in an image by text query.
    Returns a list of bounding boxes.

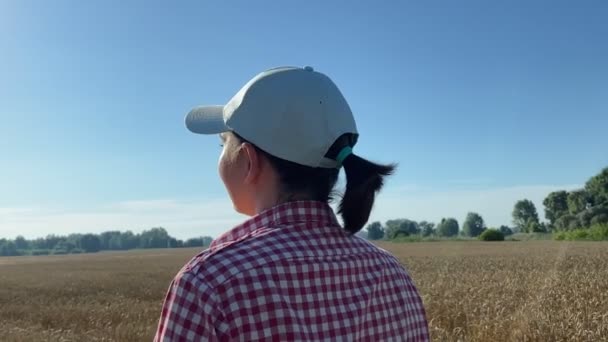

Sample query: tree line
[365,213,515,240]
[0,227,213,257]
[366,166,608,240]
[542,167,608,231]
[510,167,607,233]
[3,167,606,254]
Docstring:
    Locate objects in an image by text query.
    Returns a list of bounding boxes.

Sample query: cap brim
[185,105,230,135]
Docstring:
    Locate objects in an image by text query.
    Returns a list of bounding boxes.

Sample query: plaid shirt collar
[210,200,340,249]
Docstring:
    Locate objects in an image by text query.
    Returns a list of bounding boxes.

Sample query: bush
[507,233,553,241]
[552,224,608,241]
[555,214,578,231]
[30,249,50,256]
[571,229,589,240]
[554,232,566,241]
[479,229,505,241]
[588,224,608,240]
[391,235,423,243]
[391,231,410,239]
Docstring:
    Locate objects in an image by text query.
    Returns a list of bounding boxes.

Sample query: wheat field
[1,241,607,341]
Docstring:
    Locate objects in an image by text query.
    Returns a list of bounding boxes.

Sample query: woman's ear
[242,143,261,185]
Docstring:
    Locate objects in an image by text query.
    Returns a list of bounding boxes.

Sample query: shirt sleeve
[154,270,220,342]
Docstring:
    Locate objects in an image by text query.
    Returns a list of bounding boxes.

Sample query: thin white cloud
[0,207,37,216]
[0,198,245,240]
[0,183,582,240]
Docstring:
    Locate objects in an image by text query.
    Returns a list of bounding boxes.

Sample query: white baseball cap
[185,66,359,168]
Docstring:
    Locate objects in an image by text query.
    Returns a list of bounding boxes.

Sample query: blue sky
[1,0,607,239]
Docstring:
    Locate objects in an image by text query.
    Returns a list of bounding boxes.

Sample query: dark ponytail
[233,132,395,234]
[325,133,396,235]
[338,153,396,234]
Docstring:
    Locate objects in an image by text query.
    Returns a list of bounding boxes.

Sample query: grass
[0,249,189,342]
[554,224,608,241]
[386,232,554,243]
[388,235,475,243]
[1,242,607,341]
[506,232,553,241]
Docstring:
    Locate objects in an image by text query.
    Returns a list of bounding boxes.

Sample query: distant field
[1,241,607,341]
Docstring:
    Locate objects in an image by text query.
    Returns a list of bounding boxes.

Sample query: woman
[154,66,429,341]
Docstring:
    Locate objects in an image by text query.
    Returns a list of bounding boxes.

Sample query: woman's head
[218,131,340,215]
[218,130,395,234]
[186,66,395,234]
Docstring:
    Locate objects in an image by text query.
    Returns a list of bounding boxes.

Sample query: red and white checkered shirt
[154,201,429,341]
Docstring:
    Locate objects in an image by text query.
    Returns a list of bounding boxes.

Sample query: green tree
[67,233,83,249]
[109,234,123,250]
[366,222,384,240]
[385,219,401,238]
[462,212,486,237]
[184,236,213,247]
[14,236,28,250]
[44,235,62,250]
[399,220,419,235]
[419,221,435,237]
[437,218,459,237]
[100,231,122,250]
[140,227,170,248]
[528,221,547,233]
[555,214,579,231]
[121,231,139,250]
[385,219,418,238]
[184,238,200,247]
[201,236,213,246]
[53,240,76,253]
[543,191,569,226]
[574,203,608,228]
[31,238,47,250]
[80,234,101,253]
[0,240,18,256]
[585,167,608,206]
[512,199,540,233]
[591,213,608,226]
[567,189,591,215]
[167,237,180,248]
[499,225,513,236]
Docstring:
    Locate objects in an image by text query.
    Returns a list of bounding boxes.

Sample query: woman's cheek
[219,149,234,191]
[218,147,243,208]
[218,148,227,181]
